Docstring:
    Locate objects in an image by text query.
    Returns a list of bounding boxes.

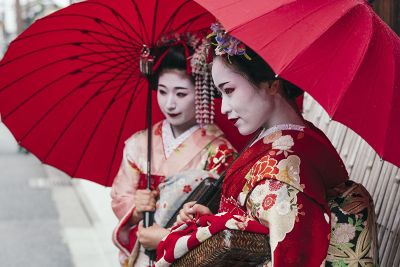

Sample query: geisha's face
[157,69,197,136]
[211,57,275,135]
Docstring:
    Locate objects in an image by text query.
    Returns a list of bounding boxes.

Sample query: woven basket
[172,229,270,267]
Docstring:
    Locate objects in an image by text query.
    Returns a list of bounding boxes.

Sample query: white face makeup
[157,69,197,136]
[211,57,275,135]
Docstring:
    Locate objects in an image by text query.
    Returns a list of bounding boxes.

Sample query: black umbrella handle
[144,211,157,262]
[143,210,154,228]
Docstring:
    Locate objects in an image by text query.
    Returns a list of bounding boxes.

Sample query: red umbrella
[195,0,400,167]
[0,0,222,186]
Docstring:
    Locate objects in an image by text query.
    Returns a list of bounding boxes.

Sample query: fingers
[192,204,212,215]
[134,189,158,213]
[176,201,196,224]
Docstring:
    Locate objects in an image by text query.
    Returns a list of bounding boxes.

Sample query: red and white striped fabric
[155,212,269,266]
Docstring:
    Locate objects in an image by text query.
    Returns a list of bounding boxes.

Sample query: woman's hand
[175,201,212,225]
[137,223,169,250]
[131,189,158,224]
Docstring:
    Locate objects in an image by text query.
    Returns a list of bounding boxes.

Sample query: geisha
[110,33,236,267]
[155,23,377,267]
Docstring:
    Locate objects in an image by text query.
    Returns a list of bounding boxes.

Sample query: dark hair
[152,45,195,88]
[217,46,303,99]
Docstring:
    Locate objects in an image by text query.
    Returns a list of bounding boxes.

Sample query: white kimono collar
[250,123,305,147]
[162,120,200,158]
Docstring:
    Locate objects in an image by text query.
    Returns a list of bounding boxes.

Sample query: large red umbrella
[0,0,227,186]
[195,0,400,167]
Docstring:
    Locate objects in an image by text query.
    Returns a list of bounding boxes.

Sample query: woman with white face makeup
[156,24,377,267]
[110,37,236,267]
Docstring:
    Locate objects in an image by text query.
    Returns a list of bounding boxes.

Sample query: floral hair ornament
[152,31,216,131]
[152,31,204,74]
[207,22,251,61]
[191,38,216,132]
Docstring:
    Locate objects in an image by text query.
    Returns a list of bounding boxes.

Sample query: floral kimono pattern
[155,124,377,267]
[326,181,378,267]
[111,120,235,266]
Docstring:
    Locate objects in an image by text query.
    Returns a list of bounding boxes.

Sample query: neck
[170,119,197,138]
[264,97,306,130]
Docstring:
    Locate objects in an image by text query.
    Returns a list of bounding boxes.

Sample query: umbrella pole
[140,45,157,264]
[144,77,157,264]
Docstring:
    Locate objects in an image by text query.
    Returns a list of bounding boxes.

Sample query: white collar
[250,123,305,147]
[162,120,200,158]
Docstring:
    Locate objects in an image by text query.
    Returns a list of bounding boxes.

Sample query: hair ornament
[191,39,216,128]
[208,22,251,61]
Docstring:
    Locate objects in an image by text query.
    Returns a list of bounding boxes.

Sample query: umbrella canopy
[0,0,219,186]
[195,0,400,167]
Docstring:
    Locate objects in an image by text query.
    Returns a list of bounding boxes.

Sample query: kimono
[156,123,377,267]
[111,120,235,267]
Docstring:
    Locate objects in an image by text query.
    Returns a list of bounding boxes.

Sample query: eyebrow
[217,82,229,89]
[158,84,189,90]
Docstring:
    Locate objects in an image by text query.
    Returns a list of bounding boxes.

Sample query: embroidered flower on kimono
[246,155,279,188]
[263,131,282,144]
[276,200,291,215]
[271,135,294,157]
[245,183,268,216]
[207,144,235,174]
[183,185,192,193]
[262,193,277,211]
[269,179,284,191]
[332,223,356,244]
[276,155,301,189]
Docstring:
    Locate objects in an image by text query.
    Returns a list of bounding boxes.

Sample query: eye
[158,89,167,95]
[176,92,188,98]
[224,88,235,95]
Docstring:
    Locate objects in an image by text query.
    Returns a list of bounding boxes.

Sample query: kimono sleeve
[110,137,141,221]
[244,153,331,266]
[205,137,237,176]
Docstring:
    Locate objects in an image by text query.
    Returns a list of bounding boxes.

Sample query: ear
[260,80,280,95]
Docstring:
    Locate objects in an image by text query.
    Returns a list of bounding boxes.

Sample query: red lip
[168,113,180,118]
[229,118,239,125]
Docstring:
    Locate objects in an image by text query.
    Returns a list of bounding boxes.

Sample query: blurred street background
[0,0,398,266]
[0,2,120,266]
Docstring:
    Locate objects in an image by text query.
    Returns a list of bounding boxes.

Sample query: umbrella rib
[330,7,374,115]
[11,28,135,47]
[79,32,136,66]
[42,12,143,46]
[158,0,193,34]
[110,5,144,50]
[105,76,145,185]
[55,0,146,43]
[158,1,209,36]
[41,57,135,161]
[94,16,139,55]
[172,13,210,33]
[76,55,135,71]
[3,53,133,121]
[70,66,140,177]
[0,49,135,98]
[71,43,137,69]
[151,0,160,45]
[111,81,142,101]
[0,42,136,69]
[252,1,359,55]
[91,79,139,97]
[130,0,150,44]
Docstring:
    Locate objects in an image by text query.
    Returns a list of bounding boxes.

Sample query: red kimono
[156,124,356,266]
